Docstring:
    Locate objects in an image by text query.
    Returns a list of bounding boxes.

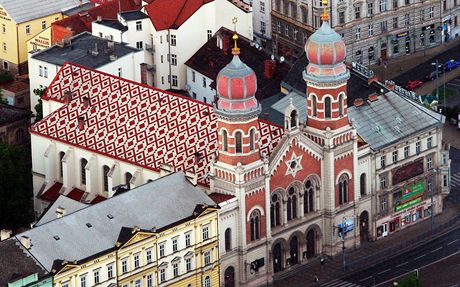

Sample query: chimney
[56,207,66,218]
[78,116,85,130]
[140,63,148,84]
[0,229,12,241]
[91,43,99,56]
[107,41,114,51]
[63,90,72,103]
[353,98,364,107]
[368,93,379,102]
[185,171,198,186]
[19,236,31,249]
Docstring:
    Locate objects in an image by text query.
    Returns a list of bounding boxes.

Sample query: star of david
[285,153,303,177]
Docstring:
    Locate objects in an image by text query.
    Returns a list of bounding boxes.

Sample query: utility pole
[443,65,446,113]
[431,171,436,234]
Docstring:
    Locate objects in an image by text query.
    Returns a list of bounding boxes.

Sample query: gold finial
[321,0,329,21]
[231,17,240,54]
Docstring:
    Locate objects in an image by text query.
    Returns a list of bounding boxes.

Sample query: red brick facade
[245,190,267,243]
[334,154,355,208]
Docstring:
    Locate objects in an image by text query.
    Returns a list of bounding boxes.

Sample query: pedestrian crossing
[451,172,460,188]
[320,279,364,287]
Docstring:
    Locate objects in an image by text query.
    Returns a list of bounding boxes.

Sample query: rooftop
[62,2,95,16]
[18,172,217,271]
[31,63,284,185]
[120,10,149,21]
[35,195,88,226]
[0,79,29,93]
[96,19,128,31]
[31,32,140,69]
[0,104,30,125]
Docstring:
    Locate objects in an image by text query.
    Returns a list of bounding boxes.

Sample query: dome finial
[321,0,329,21]
[231,16,240,54]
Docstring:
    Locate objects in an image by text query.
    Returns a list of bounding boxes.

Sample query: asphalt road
[318,226,460,287]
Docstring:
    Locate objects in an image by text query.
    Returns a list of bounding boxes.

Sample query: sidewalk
[273,200,460,287]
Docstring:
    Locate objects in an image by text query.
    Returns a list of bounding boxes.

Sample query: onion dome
[215,34,260,117]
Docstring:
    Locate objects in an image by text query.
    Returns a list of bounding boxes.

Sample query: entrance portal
[360,211,370,243]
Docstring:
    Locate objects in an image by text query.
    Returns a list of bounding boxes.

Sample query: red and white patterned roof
[31,63,284,184]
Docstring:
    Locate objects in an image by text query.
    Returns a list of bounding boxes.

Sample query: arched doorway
[273,243,283,273]
[306,229,316,258]
[224,266,235,287]
[289,236,299,265]
[360,211,370,243]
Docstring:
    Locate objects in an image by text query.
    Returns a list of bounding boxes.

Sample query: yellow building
[0,0,91,74]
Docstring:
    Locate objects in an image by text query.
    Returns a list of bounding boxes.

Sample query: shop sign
[395,197,422,212]
[401,181,425,201]
[30,35,51,49]
[396,31,409,38]
[338,219,354,234]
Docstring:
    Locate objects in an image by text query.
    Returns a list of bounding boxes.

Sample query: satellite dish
[271,54,275,60]
[280,56,285,63]
[255,43,260,49]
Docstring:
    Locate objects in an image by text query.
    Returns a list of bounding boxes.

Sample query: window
[204,276,211,287]
[380,175,387,189]
[221,129,228,152]
[311,95,317,117]
[171,54,177,66]
[26,25,30,34]
[402,13,409,27]
[393,17,398,29]
[2,61,8,70]
[107,264,114,278]
[276,21,281,32]
[186,257,192,271]
[59,152,65,178]
[62,282,69,287]
[134,279,141,287]
[146,274,153,287]
[428,177,433,193]
[392,150,398,163]
[125,172,132,189]
[185,232,191,246]
[416,141,421,154]
[161,76,164,85]
[207,30,212,39]
[355,27,361,40]
[443,154,448,165]
[301,6,308,23]
[39,65,43,77]
[103,165,110,192]
[368,2,374,16]
[235,131,242,153]
[160,268,166,282]
[202,225,209,240]
[118,67,122,77]
[338,174,349,205]
[2,42,5,52]
[314,15,321,28]
[443,174,448,187]
[380,21,388,32]
[93,269,100,284]
[173,263,179,277]
[420,9,424,21]
[260,1,265,13]
[404,146,409,158]
[405,0,410,4]
[360,173,366,196]
[225,228,231,251]
[270,193,281,227]
[80,275,86,287]
[159,242,165,257]
[161,55,164,63]
[146,249,152,263]
[134,253,140,268]
[427,157,433,169]
[368,24,374,36]
[287,187,297,220]
[80,159,87,185]
[427,137,433,149]
[172,75,178,87]
[260,21,266,34]
[172,237,178,252]
[136,41,143,49]
[429,6,434,18]
[191,71,196,82]
[380,196,387,211]
[121,258,128,273]
[393,0,398,9]
[324,97,331,118]
[202,77,206,87]
[379,0,387,12]
[304,180,315,213]
[337,11,345,24]
[1,24,5,33]
[170,34,176,46]
[284,25,289,36]
[380,155,386,168]
[355,6,361,19]
[249,129,255,151]
[136,21,142,31]
[204,251,211,265]
[42,20,46,29]
[250,209,261,241]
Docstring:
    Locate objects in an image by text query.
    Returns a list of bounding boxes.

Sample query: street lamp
[430,169,436,234]
[338,217,347,272]
[431,60,441,100]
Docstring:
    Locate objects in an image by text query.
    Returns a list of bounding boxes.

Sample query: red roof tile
[67,188,86,201]
[40,182,63,202]
[31,63,284,185]
[208,193,235,204]
[0,79,29,93]
[144,0,213,30]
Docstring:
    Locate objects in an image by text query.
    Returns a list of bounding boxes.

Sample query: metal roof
[348,91,444,150]
[35,195,88,227]
[0,0,87,24]
[17,172,216,271]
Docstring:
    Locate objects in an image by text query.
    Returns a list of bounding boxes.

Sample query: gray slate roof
[17,172,216,271]
[35,195,88,227]
[120,10,149,21]
[348,92,444,150]
[0,0,87,24]
[31,32,139,69]
[0,238,46,286]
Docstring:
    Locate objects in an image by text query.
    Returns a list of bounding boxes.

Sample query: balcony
[147,64,156,72]
[145,43,155,53]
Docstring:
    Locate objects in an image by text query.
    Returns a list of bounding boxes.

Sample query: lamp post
[443,65,446,113]
[340,217,347,272]
[430,169,436,234]
[432,60,440,100]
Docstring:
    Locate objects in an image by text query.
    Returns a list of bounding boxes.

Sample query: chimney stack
[368,93,379,102]
[140,63,148,84]
[19,236,31,249]
[0,229,12,241]
[353,98,364,107]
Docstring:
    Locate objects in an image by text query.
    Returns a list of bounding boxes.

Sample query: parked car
[425,70,442,81]
[444,59,460,71]
[406,80,424,90]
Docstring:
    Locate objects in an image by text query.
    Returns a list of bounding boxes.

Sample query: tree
[0,89,7,104]
[0,142,34,230]
[396,272,422,287]
[33,87,47,122]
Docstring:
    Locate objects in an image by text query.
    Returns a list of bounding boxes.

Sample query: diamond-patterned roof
[31,63,284,184]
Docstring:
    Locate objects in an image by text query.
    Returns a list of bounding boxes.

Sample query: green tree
[396,272,422,287]
[0,142,34,230]
[33,87,47,122]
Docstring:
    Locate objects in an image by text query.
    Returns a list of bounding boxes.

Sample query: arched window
[125,172,132,190]
[249,129,255,151]
[324,97,332,119]
[204,276,211,287]
[103,165,110,192]
[290,110,297,128]
[338,94,345,116]
[360,173,366,196]
[222,130,228,152]
[250,209,261,241]
[304,180,315,214]
[59,152,65,179]
[301,6,308,23]
[270,193,281,228]
[225,228,231,251]
[235,131,242,154]
[311,95,317,117]
[287,187,297,221]
[81,158,88,185]
[338,174,349,205]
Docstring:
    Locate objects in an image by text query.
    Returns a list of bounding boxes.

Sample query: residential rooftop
[120,10,149,21]
[96,19,128,31]
[0,104,30,125]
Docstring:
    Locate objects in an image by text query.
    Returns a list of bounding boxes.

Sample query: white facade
[251,0,272,43]
[186,67,216,104]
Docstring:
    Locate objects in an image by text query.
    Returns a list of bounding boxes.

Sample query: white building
[250,0,272,45]
[28,32,143,113]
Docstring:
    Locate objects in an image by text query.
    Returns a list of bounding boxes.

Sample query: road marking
[448,239,458,245]
[360,276,373,282]
[378,268,391,275]
[396,261,408,267]
[413,254,426,260]
[447,83,460,87]
[431,246,443,253]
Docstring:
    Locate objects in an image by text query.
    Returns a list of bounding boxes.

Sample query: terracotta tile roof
[208,193,234,204]
[67,188,86,201]
[39,182,63,202]
[31,63,283,185]
[144,0,213,30]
